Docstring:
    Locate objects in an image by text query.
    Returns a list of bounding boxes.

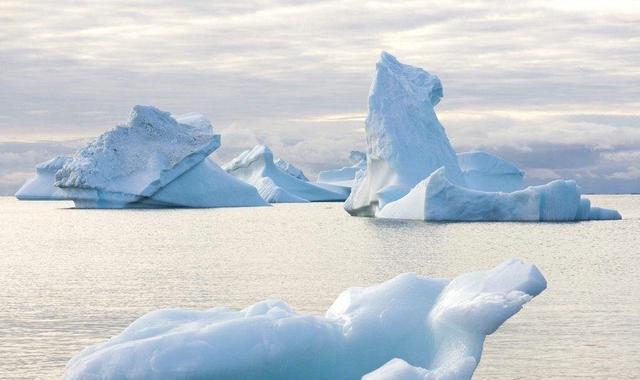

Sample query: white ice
[345,52,464,217]
[17,105,267,208]
[147,158,268,208]
[15,156,71,200]
[316,151,366,188]
[345,52,621,221]
[275,158,309,181]
[224,145,350,203]
[377,167,621,221]
[457,151,524,193]
[63,258,546,380]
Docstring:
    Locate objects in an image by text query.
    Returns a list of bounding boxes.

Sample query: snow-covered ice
[15,156,71,200]
[346,52,621,221]
[224,145,350,203]
[16,105,267,208]
[316,151,366,188]
[54,105,221,207]
[457,151,524,192]
[63,258,546,380]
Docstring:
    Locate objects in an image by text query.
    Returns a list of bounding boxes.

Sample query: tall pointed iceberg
[346,53,620,221]
[345,52,464,216]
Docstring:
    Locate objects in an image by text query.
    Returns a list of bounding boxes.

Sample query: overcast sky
[1,0,639,194]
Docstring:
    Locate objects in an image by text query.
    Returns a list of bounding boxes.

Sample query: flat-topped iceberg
[346,52,620,221]
[15,156,71,200]
[377,167,615,221]
[316,151,366,188]
[63,258,546,380]
[224,145,349,203]
[16,106,267,208]
[458,151,524,193]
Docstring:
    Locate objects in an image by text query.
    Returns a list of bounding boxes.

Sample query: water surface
[0,196,638,379]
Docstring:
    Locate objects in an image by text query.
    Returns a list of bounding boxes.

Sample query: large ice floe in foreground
[345,52,620,221]
[224,145,350,203]
[64,258,546,380]
[15,156,71,200]
[16,106,267,208]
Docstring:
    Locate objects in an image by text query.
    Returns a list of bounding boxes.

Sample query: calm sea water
[0,195,638,379]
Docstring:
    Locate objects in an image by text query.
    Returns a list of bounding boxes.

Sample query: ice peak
[224,145,273,173]
[128,105,176,130]
[374,52,442,107]
[346,53,463,215]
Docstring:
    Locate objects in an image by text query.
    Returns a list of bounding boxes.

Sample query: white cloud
[0,0,639,192]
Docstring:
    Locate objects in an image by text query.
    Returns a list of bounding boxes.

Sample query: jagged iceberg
[458,151,524,192]
[346,52,620,221]
[15,156,71,200]
[275,158,309,181]
[316,151,366,188]
[224,145,350,203]
[63,258,546,380]
[16,106,267,208]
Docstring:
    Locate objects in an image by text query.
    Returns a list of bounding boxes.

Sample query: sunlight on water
[0,196,638,379]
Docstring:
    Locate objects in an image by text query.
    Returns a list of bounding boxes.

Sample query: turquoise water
[0,195,638,379]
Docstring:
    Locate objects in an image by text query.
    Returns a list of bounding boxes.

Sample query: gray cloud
[0,0,639,193]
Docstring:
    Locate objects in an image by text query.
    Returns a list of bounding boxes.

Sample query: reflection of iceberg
[15,156,71,200]
[224,145,349,203]
[346,52,620,221]
[63,258,546,380]
[16,105,267,208]
[316,151,366,188]
[458,151,524,192]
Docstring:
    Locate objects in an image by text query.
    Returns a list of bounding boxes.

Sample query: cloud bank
[1,0,638,194]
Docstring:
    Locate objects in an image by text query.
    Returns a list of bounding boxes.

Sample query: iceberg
[55,105,222,208]
[63,258,546,380]
[147,158,269,208]
[376,167,619,221]
[457,151,524,192]
[16,105,267,208]
[345,52,464,217]
[316,151,367,188]
[15,156,72,200]
[275,158,309,181]
[346,52,621,221]
[224,145,349,203]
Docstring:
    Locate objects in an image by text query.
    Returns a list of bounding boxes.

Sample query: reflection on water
[0,195,638,379]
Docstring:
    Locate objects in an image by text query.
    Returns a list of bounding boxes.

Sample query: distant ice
[63,258,546,380]
[316,151,367,188]
[225,145,349,203]
[345,52,621,221]
[275,158,309,181]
